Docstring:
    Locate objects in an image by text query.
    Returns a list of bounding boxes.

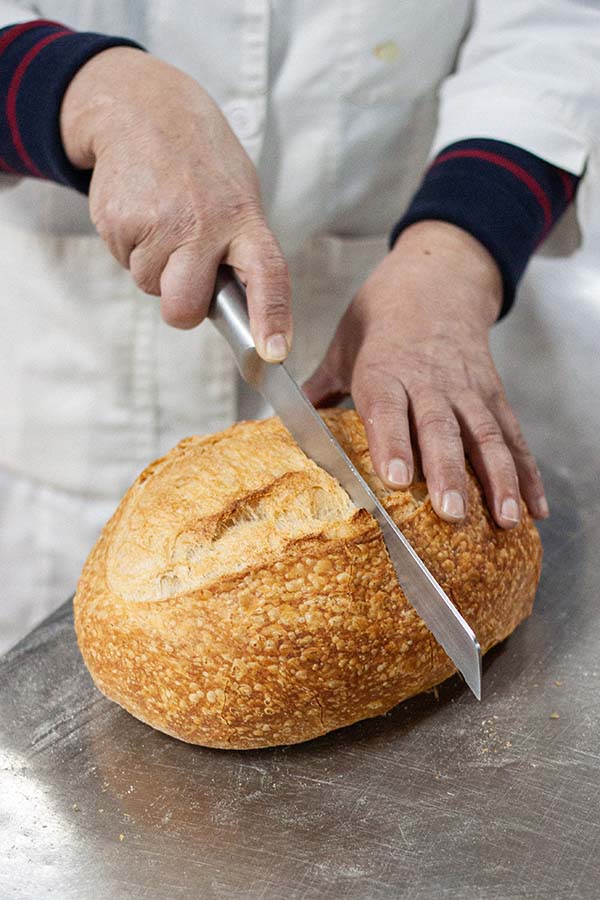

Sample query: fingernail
[387,458,410,487]
[264,333,288,362]
[441,490,465,520]
[501,498,520,524]
[536,495,550,518]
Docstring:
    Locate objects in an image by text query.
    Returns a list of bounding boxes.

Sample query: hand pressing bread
[305,221,549,531]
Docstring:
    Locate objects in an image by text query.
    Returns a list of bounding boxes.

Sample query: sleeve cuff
[389,139,580,319]
[0,20,145,193]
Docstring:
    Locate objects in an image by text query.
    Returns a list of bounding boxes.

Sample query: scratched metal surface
[1,250,600,900]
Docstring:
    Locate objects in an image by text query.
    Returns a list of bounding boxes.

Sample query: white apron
[0,0,596,651]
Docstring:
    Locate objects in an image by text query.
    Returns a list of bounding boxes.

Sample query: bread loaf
[74,409,542,749]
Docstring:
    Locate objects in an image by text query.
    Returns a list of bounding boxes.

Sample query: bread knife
[209,265,482,699]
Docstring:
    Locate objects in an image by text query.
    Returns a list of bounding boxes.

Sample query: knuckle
[229,195,264,224]
[492,401,537,466]
[250,257,292,325]
[492,464,520,492]
[360,360,392,381]
[163,197,219,247]
[225,196,267,239]
[518,455,542,485]
[357,361,406,394]
[253,241,289,280]
[471,420,504,448]
[267,252,290,285]
[434,460,466,488]
[363,389,407,421]
[505,428,538,475]
[508,431,532,460]
[163,201,198,239]
[260,293,291,322]
[418,409,460,439]
[263,255,291,288]
[91,196,132,239]
[164,194,223,247]
[384,436,412,460]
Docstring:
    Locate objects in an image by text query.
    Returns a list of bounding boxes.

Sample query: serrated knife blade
[209,266,482,699]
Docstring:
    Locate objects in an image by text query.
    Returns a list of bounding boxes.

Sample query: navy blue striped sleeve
[0,19,144,193]
[390,139,580,319]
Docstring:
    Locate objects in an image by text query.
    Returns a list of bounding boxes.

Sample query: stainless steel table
[1,252,600,900]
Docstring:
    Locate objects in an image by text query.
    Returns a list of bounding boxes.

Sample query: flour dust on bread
[74,409,542,749]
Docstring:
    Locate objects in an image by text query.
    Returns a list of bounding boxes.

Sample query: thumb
[228,226,293,363]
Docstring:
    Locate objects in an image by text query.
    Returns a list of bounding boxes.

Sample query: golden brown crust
[74,409,542,749]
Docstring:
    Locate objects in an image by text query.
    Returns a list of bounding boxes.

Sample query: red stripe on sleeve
[432,148,553,234]
[6,29,71,177]
[558,169,576,203]
[0,19,65,55]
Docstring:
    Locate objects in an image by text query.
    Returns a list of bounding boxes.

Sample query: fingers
[132,221,293,351]
[411,392,467,522]
[159,243,220,329]
[351,374,536,531]
[351,366,413,489]
[228,228,293,362]
[93,175,291,346]
[489,394,549,520]
[306,333,542,532]
[130,215,292,347]
[454,395,522,528]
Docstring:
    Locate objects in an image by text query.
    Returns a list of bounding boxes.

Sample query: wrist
[60,46,147,169]
[390,139,580,321]
[390,220,503,327]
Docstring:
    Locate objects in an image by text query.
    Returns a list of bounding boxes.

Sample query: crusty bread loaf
[74,409,542,749]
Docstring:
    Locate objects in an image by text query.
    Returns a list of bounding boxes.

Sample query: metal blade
[258,362,482,699]
[208,265,481,698]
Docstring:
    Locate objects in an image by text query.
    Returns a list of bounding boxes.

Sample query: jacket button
[222,100,260,141]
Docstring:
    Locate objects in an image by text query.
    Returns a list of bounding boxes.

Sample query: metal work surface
[1,250,600,900]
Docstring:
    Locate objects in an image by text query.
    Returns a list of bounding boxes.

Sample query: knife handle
[209,265,265,387]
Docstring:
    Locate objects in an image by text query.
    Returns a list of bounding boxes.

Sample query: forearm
[0,19,143,190]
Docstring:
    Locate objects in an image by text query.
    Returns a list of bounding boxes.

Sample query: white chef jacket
[0,0,597,652]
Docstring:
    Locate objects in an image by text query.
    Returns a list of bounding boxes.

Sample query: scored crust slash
[74,409,542,750]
